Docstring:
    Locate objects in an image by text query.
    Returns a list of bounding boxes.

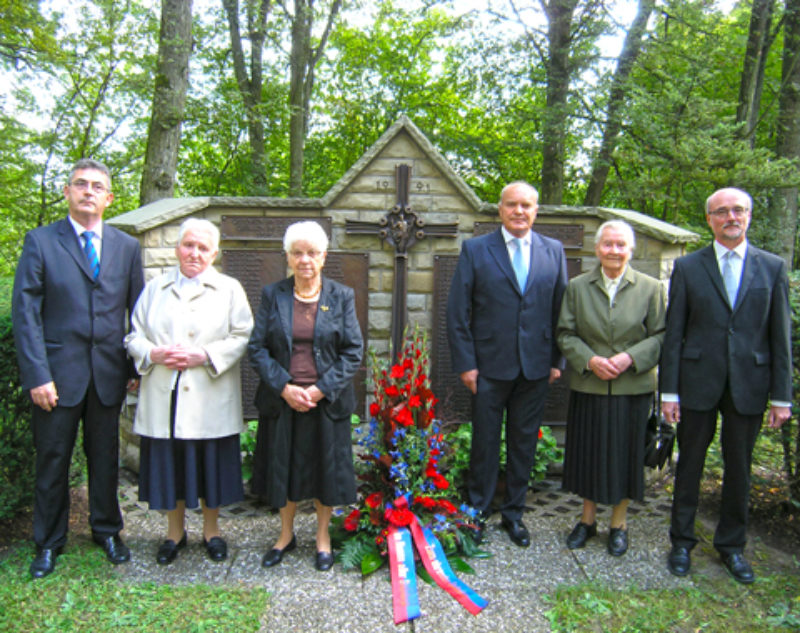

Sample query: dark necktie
[82,230,100,280]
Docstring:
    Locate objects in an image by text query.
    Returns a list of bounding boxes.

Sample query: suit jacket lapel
[98,224,116,282]
[57,218,95,282]
[488,229,520,293]
[698,246,729,308]
[314,277,333,345]
[277,278,294,352]
[735,247,757,311]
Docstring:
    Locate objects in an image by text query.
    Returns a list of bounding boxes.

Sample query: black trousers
[669,388,762,555]
[32,380,123,549]
[468,373,549,521]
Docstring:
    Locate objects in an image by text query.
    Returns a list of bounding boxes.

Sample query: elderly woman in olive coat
[556,220,666,556]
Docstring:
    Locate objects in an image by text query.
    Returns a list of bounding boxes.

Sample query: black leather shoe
[607,527,628,556]
[156,532,187,565]
[262,535,297,568]
[721,552,755,584]
[315,551,334,571]
[566,521,597,549]
[203,536,227,562]
[667,546,691,577]
[30,547,61,579]
[501,516,530,547]
[93,533,131,564]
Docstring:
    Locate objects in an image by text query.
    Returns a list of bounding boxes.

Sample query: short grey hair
[283,221,329,253]
[705,187,752,215]
[70,159,111,188]
[595,219,635,251]
[178,218,220,251]
[499,181,539,204]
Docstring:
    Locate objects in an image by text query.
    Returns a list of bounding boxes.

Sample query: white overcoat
[125,266,254,439]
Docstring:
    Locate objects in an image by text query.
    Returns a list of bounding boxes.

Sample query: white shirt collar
[713,239,747,261]
[68,215,103,240]
[501,226,530,246]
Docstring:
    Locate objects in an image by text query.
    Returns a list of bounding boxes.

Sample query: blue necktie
[512,238,528,291]
[83,230,100,280]
[722,250,738,307]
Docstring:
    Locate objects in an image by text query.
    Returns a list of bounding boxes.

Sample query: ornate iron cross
[346,164,457,357]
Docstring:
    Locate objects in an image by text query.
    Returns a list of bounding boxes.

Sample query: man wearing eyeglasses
[12,158,144,578]
[660,187,791,584]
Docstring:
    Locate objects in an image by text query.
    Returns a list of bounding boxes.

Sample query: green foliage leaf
[360,550,385,576]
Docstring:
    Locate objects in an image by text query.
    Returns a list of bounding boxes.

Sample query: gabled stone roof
[109,115,699,245]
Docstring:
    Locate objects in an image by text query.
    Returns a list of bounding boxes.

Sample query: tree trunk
[735,0,775,147]
[540,0,578,205]
[222,0,271,194]
[583,0,654,207]
[140,0,193,206]
[767,0,800,267]
[287,0,341,196]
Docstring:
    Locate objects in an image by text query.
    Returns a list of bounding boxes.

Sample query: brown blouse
[289,297,318,386]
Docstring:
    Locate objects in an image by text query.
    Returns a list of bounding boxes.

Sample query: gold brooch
[321,305,329,311]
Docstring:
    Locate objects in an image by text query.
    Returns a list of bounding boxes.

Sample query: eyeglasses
[289,250,323,259]
[70,179,109,194]
[708,206,749,218]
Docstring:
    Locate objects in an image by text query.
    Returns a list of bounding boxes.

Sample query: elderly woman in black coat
[248,220,363,572]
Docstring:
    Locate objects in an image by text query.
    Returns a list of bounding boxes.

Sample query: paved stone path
[109,471,773,633]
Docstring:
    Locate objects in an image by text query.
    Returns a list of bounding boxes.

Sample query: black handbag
[644,395,675,469]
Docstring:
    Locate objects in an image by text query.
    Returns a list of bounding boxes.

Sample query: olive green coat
[556,265,666,395]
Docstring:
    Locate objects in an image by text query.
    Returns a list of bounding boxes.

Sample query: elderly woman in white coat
[125,218,253,565]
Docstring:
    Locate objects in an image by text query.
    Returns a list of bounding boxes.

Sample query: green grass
[0,543,270,633]
[543,569,800,632]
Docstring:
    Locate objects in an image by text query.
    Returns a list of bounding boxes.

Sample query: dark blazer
[248,276,364,421]
[660,244,791,415]
[12,218,144,407]
[447,228,568,381]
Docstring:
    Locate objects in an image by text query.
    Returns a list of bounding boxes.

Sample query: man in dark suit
[661,187,791,584]
[447,181,568,547]
[13,159,144,578]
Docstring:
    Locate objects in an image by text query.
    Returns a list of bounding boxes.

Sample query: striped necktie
[82,230,100,280]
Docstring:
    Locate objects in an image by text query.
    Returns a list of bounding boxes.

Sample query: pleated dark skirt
[561,390,652,506]
[251,406,356,508]
[138,386,244,511]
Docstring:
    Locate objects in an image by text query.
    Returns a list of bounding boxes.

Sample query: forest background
[1,0,800,519]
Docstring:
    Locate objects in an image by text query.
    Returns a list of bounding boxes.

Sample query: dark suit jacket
[660,243,791,415]
[248,276,364,421]
[12,218,144,407]
[447,228,568,381]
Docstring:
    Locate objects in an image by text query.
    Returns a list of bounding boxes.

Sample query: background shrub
[0,277,35,520]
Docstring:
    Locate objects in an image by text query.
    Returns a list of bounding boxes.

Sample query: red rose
[438,499,457,514]
[433,475,450,490]
[344,508,360,531]
[365,492,383,509]
[369,402,380,417]
[415,496,436,509]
